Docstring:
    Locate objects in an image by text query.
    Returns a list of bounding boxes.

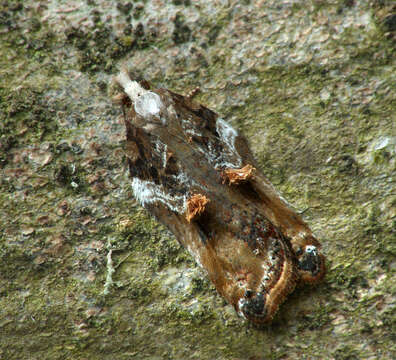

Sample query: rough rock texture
[0,0,395,359]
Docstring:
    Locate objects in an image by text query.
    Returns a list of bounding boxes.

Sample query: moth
[114,69,325,324]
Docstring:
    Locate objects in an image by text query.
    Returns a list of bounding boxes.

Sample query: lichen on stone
[0,0,395,359]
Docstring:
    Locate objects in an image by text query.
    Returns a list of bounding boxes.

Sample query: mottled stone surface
[0,0,395,359]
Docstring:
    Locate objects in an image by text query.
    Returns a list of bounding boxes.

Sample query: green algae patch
[0,0,395,359]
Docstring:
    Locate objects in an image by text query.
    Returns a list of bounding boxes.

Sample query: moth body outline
[114,69,325,324]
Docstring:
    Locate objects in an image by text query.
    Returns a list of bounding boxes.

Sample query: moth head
[115,69,166,132]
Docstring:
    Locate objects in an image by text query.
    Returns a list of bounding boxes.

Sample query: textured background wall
[0,1,395,359]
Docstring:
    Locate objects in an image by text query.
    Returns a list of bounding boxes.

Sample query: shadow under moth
[114,69,325,324]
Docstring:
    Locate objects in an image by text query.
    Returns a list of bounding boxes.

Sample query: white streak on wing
[131,177,186,214]
[180,117,242,169]
[162,143,168,168]
[215,118,243,168]
[216,118,237,149]
[154,139,168,168]
[172,169,208,191]
[183,127,217,165]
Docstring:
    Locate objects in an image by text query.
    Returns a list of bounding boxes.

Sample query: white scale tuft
[116,70,163,119]
[305,245,317,254]
[135,92,163,118]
